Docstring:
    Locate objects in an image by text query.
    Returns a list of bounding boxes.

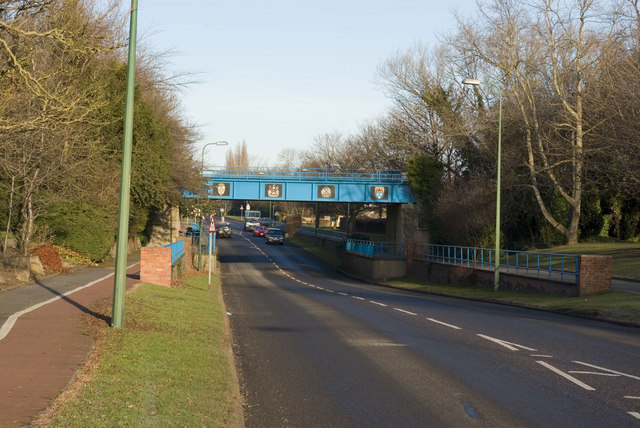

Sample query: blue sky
[131,1,475,166]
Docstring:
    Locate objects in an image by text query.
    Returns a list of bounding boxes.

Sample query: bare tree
[450,0,625,244]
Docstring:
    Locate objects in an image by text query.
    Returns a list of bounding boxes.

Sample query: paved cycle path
[0,263,141,426]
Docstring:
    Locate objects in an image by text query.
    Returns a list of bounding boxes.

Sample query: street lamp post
[463,78,502,291]
[201,141,229,171]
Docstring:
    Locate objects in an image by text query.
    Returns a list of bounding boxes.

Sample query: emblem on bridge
[318,185,335,199]
[371,186,389,200]
[266,184,282,198]
[211,183,230,196]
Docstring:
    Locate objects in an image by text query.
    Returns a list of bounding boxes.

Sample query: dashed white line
[531,354,554,358]
[625,396,640,400]
[427,318,462,330]
[369,300,387,307]
[393,308,417,316]
[536,361,595,391]
[338,292,349,296]
[352,296,365,301]
[628,412,640,420]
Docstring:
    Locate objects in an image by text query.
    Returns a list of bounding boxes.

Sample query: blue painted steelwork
[188,167,415,204]
[413,244,579,284]
[165,240,185,265]
[345,239,407,259]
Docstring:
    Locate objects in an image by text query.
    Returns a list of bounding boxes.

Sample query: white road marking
[573,361,640,380]
[536,361,595,391]
[531,354,554,358]
[427,318,462,330]
[352,296,365,300]
[325,290,335,293]
[477,334,537,352]
[393,308,417,316]
[568,371,619,377]
[628,412,640,420]
[338,292,349,296]
[0,263,139,342]
[624,396,640,400]
[369,300,387,307]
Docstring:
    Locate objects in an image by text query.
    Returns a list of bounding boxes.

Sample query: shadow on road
[34,279,111,325]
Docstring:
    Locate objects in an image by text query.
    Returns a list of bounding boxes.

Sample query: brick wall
[578,255,612,295]
[140,247,172,287]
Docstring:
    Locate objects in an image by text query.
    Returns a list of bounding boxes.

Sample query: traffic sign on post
[209,215,216,233]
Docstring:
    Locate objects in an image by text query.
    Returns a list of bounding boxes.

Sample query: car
[253,225,267,237]
[244,216,261,231]
[259,217,273,227]
[216,222,232,238]
[265,228,284,245]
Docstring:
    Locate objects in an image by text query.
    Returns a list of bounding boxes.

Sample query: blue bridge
[188,167,415,204]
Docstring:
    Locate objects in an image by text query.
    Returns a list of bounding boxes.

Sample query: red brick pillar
[578,255,612,295]
[140,247,172,287]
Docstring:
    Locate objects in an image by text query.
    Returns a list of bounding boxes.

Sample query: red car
[253,225,267,237]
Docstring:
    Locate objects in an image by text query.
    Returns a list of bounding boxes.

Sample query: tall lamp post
[463,78,502,291]
[201,141,229,171]
[198,141,228,271]
[111,0,138,329]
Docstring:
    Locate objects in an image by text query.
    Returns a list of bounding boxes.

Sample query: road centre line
[573,361,640,380]
[536,361,595,391]
[531,354,554,358]
[393,308,417,316]
[628,412,640,420]
[427,318,461,330]
[369,300,387,307]
[338,292,349,296]
[625,396,640,399]
[352,296,365,300]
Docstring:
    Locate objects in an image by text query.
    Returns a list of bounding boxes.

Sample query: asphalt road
[220,223,640,427]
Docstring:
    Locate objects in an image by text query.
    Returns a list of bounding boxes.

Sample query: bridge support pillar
[386,204,429,244]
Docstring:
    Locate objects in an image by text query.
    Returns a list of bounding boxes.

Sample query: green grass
[50,275,243,427]
[385,279,640,325]
[541,241,640,280]
[287,235,341,269]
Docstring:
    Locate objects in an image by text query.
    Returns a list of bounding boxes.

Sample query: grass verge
[384,279,640,325]
[42,274,243,427]
[287,235,340,269]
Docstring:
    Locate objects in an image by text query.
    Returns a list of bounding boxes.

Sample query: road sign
[208,215,216,233]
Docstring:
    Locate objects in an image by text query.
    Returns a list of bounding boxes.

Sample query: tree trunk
[3,176,15,253]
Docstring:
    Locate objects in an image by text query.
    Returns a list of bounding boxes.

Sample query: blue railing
[345,239,407,259]
[413,244,579,284]
[203,166,407,184]
[165,240,185,265]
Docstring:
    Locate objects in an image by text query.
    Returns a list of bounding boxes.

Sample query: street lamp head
[462,78,481,86]
[215,141,229,146]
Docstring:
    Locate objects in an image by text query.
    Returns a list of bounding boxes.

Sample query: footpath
[0,263,141,427]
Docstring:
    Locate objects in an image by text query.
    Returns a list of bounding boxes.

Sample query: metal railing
[202,166,408,184]
[345,239,407,259]
[164,240,185,265]
[413,244,579,284]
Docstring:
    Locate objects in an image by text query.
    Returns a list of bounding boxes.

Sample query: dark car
[216,222,232,238]
[259,217,273,227]
[253,225,267,237]
[265,228,284,245]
